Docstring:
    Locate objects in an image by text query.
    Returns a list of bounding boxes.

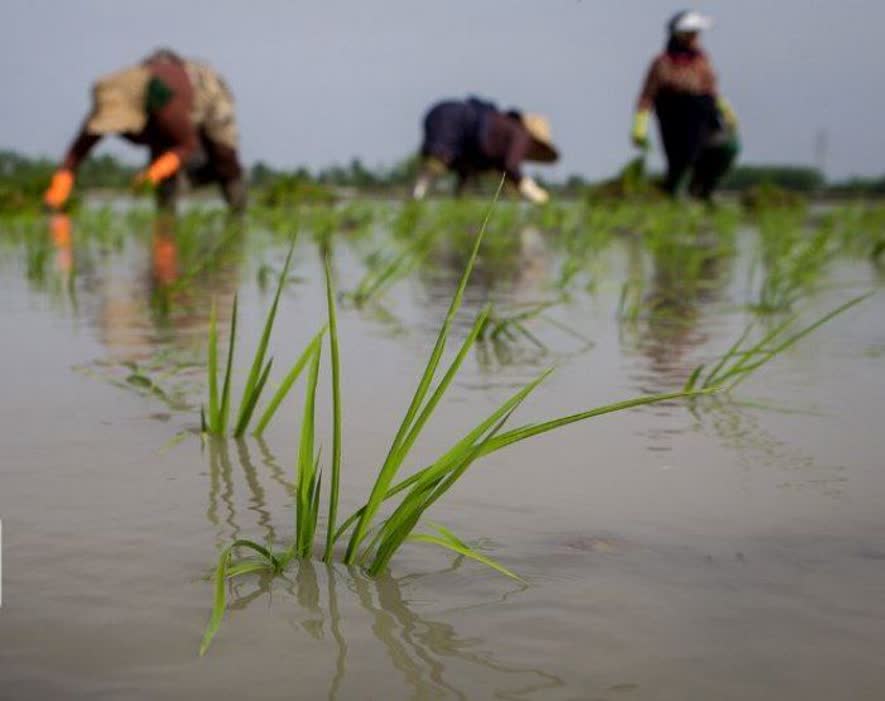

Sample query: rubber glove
[44,169,74,209]
[134,151,181,187]
[631,110,651,149]
[518,176,549,205]
[717,97,738,130]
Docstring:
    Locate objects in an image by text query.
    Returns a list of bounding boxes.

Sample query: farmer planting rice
[631,11,739,200]
[412,96,559,204]
[44,49,246,212]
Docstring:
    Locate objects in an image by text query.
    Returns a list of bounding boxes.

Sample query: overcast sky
[2,1,883,180]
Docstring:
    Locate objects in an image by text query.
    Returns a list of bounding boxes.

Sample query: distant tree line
[2,148,883,200]
[721,165,825,192]
[0,149,138,190]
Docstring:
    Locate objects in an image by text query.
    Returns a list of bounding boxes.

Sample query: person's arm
[44,123,102,209]
[632,58,661,148]
[62,128,102,172]
[637,58,661,113]
[710,65,738,130]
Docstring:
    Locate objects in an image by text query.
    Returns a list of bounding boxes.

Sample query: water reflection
[206,437,293,546]
[623,233,732,391]
[201,438,562,697]
[224,560,563,700]
[696,399,845,497]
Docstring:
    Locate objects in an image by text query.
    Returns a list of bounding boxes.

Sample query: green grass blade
[701,321,754,387]
[683,364,704,392]
[409,528,524,582]
[378,386,713,528]
[333,367,554,545]
[367,405,518,575]
[218,293,238,434]
[344,176,506,564]
[199,538,279,656]
[323,252,343,562]
[224,561,273,579]
[295,339,323,558]
[721,313,798,377]
[727,292,871,390]
[386,305,492,478]
[234,236,296,432]
[482,388,715,456]
[207,300,219,430]
[232,358,274,437]
[253,328,325,437]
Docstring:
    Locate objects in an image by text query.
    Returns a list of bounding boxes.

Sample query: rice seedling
[477,301,555,349]
[684,292,872,392]
[750,209,835,313]
[200,181,720,654]
[343,232,433,307]
[202,235,325,438]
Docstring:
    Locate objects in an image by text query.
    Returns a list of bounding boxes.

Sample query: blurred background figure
[631,11,739,200]
[43,49,246,213]
[412,96,559,204]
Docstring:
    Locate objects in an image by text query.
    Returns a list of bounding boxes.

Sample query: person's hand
[412,174,432,200]
[44,169,74,210]
[631,110,651,149]
[518,176,549,205]
[133,151,181,189]
[717,97,738,131]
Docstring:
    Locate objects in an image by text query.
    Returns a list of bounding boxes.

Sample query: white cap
[669,10,713,34]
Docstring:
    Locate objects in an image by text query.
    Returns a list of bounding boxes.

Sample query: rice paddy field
[1,196,884,699]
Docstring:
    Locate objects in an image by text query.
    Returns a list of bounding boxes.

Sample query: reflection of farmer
[413,97,559,204]
[44,49,246,212]
[631,11,739,200]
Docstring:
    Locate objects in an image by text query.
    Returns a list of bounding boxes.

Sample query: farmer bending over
[631,11,739,200]
[44,49,246,212]
[413,96,559,205]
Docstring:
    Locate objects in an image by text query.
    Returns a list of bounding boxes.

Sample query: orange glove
[135,152,181,186]
[44,169,74,209]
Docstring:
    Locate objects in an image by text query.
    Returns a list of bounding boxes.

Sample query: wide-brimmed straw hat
[521,114,559,163]
[86,66,150,135]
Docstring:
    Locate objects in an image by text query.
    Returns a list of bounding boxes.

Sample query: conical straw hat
[521,113,559,163]
[86,66,150,135]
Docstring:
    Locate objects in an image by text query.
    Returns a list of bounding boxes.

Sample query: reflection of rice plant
[617,279,645,322]
[201,186,715,654]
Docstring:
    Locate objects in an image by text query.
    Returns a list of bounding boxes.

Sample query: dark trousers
[657,93,737,199]
[663,136,738,199]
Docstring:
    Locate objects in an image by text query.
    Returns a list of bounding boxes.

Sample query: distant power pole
[814,128,829,181]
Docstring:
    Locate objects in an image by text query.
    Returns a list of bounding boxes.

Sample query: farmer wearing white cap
[413,96,559,204]
[631,10,739,199]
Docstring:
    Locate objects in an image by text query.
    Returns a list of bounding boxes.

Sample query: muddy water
[1,206,884,700]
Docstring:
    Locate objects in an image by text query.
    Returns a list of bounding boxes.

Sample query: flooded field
[1,200,884,699]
